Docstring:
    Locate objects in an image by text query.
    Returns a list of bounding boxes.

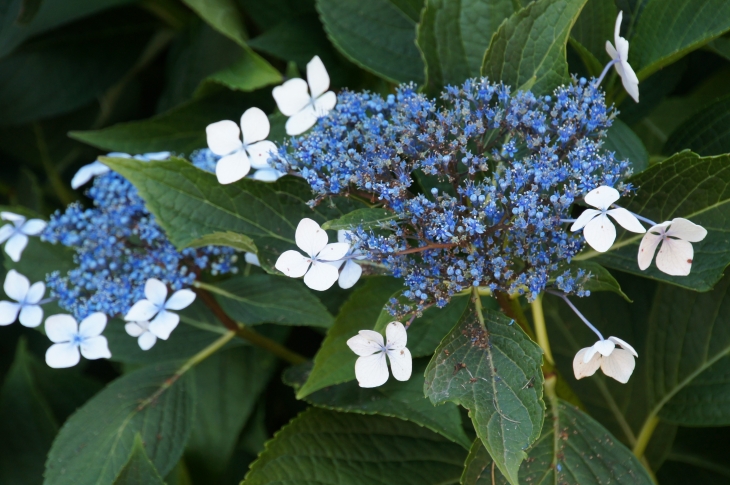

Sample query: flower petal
[666,218,707,242]
[0,223,14,244]
[275,250,310,278]
[206,120,242,156]
[251,167,284,182]
[149,310,179,340]
[600,349,635,384]
[296,218,328,257]
[46,342,80,368]
[45,314,78,343]
[71,161,110,189]
[240,107,270,145]
[165,289,196,310]
[0,301,20,325]
[584,186,620,210]
[656,238,694,276]
[619,61,639,102]
[614,11,623,45]
[216,150,251,185]
[285,106,318,136]
[303,261,340,291]
[138,332,157,351]
[347,330,384,356]
[141,152,171,161]
[1,212,25,223]
[80,336,112,360]
[605,40,619,61]
[144,278,168,307]
[314,91,337,116]
[273,78,311,116]
[307,55,330,99]
[25,281,45,304]
[79,312,107,338]
[125,299,159,322]
[385,321,408,349]
[608,336,638,357]
[637,228,665,270]
[4,233,28,262]
[4,269,29,302]
[125,322,145,337]
[593,339,616,357]
[387,346,412,381]
[583,214,616,253]
[316,242,350,261]
[607,208,646,233]
[354,353,389,388]
[244,252,261,266]
[337,230,353,244]
[338,260,362,289]
[247,140,278,169]
[573,348,601,380]
[19,305,43,328]
[570,208,600,232]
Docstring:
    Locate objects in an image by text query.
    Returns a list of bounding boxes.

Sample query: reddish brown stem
[394,243,458,255]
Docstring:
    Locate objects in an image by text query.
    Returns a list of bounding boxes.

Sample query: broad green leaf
[417,0,515,93]
[657,427,730,485]
[208,274,335,327]
[551,261,631,302]
[244,408,466,484]
[296,277,402,398]
[631,0,730,80]
[113,434,165,485]
[569,0,617,77]
[481,0,588,95]
[285,359,471,448]
[70,89,263,154]
[664,95,730,157]
[316,0,425,84]
[425,299,544,485]
[322,207,397,230]
[578,151,730,291]
[185,346,277,481]
[181,0,248,47]
[101,157,363,272]
[236,0,317,30]
[461,396,653,484]
[44,363,195,485]
[187,231,257,253]
[202,50,282,93]
[605,119,649,173]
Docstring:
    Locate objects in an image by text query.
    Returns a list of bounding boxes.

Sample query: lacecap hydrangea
[42,155,238,320]
[272,77,633,310]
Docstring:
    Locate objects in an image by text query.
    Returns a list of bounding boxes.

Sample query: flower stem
[633,414,660,460]
[394,242,458,255]
[550,291,605,341]
[594,59,618,87]
[531,294,554,365]
[194,286,307,365]
[494,291,536,340]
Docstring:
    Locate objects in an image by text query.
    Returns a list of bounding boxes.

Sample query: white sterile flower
[571,186,645,253]
[45,312,111,368]
[0,270,45,328]
[573,336,638,384]
[206,107,278,185]
[606,11,639,103]
[275,218,350,291]
[273,55,337,136]
[71,152,171,189]
[0,211,47,262]
[124,278,196,340]
[333,230,364,289]
[638,218,707,276]
[347,321,412,388]
[124,320,158,351]
[244,252,261,266]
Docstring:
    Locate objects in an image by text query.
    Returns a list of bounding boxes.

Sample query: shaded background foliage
[1,0,730,483]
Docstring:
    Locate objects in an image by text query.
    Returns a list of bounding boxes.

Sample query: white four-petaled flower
[571,186,645,252]
[0,270,45,328]
[573,336,637,384]
[275,218,350,291]
[45,312,111,368]
[273,56,336,136]
[331,230,364,289]
[124,278,196,341]
[0,212,47,262]
[347,321,412,388]
[124,320,158,351]
[638,217,707,276]
[606,11,639,103]
[206,107,279,185]
[70,152,170,189]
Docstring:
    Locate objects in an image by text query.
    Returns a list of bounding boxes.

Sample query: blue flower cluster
[273,77,631,308]
[42,156,237,319]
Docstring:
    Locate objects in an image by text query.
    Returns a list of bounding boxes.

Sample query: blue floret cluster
[273,77,632,308]
[42,155,238,320]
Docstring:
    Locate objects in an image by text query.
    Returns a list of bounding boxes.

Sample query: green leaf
[605,119,649,173]
[101,157,362,272]
[181,0,248,47]
[417,0,515,93]
[664,95,730,157]
[296,277,402,398]
[425,298,544,485]
[461,397,653,484]
[316,0,425,84]
[44,362,196,485]
[481,0,588,95]
[244,408,467,484]
[322,207,397,230]
[580,151,730,291]
[202,49,283,93]
[569,0,617,77]
[285,359,472,448]
[207,274,335,327]
[113,434,165,485]
[70,89,264,154]
[631,0,730,80]
[236,0,317,30]
[551,261,632,302]
[187,231,257,253]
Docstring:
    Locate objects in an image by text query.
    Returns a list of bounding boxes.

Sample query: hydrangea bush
[1,1,730,484]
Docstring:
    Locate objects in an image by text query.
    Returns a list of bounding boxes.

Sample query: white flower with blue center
[0,270,46,328]
[45,312,111,368]
[71,152,170,189]
[124,278,196,340]
[347,321,412,388]
[0,212,47,262]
